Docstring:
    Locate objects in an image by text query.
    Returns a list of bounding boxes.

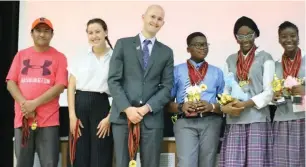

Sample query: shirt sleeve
[217,68,225,95]
[251,60,275,109]
[67,56,79,77]
[6,52,21,83]
[171,66,179,99]
[222,63,231,95]
[55,54,68,87]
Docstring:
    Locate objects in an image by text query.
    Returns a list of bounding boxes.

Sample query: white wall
[18,1,305,106]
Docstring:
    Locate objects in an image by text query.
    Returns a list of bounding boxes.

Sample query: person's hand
[195,100,213,113]
[232,99,245,108]
[24,111,36,119]
[182,102,196,116]
[221,101,244,117]
[137,105,150,116]
[20,100,27,114]
[70,115,83,138]
[291,85,305,96]
[97,115,111,138]
[22,100,39,116]
[125,107,143,124]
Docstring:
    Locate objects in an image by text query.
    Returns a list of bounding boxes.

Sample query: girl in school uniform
[272,21,305,166]
[219,16,275,167]
[67,18,113,167]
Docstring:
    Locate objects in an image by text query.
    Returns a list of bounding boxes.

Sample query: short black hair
[233,16,260,37]
[186,32,206,46]
[278,21,299,36]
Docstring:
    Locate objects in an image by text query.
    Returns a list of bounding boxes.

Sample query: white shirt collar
[277,48,305,62]
[139,32,156,45]
[242,46,262,57]
[87,46,112,58]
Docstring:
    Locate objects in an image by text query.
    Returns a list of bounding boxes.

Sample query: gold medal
[239,80,249,87]
[200,84,207,91]
[31,121,37,130]
[129,160,137,167]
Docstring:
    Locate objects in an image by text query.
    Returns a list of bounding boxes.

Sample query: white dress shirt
[68,47,113,95]
[223,47,275,109]
[139,32,156,56]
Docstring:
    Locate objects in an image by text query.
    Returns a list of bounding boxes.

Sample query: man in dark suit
[108,4,174,167]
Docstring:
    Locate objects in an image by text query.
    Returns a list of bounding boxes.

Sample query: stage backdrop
[18,1,305,137]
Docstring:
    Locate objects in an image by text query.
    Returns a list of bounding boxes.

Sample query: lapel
[133,35,144,69]
[144,40,160,77]
[133,34,161,77]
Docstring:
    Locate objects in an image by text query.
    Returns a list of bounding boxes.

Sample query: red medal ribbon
[187,60,208,85]
[21,117,30,147]
[69,119,80,167]
[236,46,257,81]
[128,120,140,163]
[282,48,302,79]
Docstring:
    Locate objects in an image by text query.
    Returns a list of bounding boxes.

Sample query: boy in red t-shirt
[6,17,68,167]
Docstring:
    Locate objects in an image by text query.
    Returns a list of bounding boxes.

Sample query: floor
[14,153,219,167]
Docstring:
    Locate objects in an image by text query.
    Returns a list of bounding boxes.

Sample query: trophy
[217,93,235,105]
[185,84,207,102]
[272,74,283,92]
[172,84,207,123]
[271,74,286,105]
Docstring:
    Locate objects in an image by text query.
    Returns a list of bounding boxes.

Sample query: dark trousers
[15,126,59,167]
[112,122,163,167]
[69,91,113,167]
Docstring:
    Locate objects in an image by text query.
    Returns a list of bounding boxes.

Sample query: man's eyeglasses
[236,32,255,41]
[189,42,210,49]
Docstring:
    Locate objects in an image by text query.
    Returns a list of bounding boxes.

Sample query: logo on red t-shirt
[21,59,52,76]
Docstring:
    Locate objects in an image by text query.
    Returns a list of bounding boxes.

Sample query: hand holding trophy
[271,74,285,104]
[171,84,207,123]
[283,76,303,96]
[217,93,235,106]
[283,76,305,112]
[217,93,244,116]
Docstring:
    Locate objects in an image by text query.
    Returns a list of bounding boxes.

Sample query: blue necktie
[196,65,200,70]
[142,40,151,69]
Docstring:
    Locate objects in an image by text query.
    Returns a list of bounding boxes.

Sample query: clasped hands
[125,105,151,124]
[20,99,39,119]
[221,99,245,116]
[181,100,244,117]
[181,100,213,116]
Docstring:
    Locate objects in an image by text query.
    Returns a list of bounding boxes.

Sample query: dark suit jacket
[108,34,174,128]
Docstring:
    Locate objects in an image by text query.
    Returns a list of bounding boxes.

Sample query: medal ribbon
[282,48,302,79]
[21,114,36,147]
[69,119,80,167]
[236,46,257,81]
[187,60,208,85]
[128,120,140,166]
[21,117,30,147]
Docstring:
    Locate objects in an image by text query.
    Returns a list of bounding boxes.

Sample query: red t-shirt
[6,46,68,128]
